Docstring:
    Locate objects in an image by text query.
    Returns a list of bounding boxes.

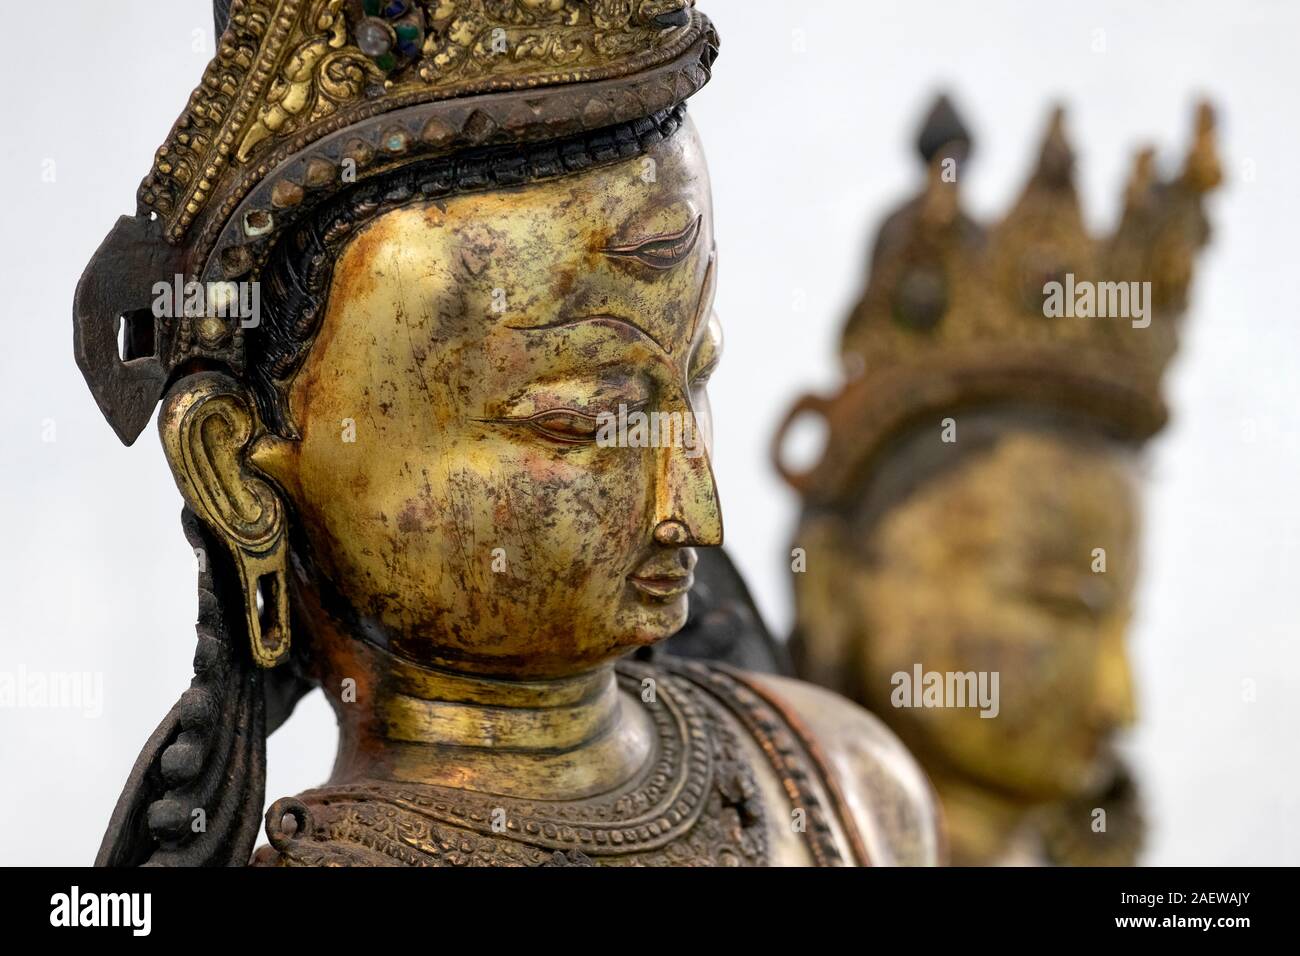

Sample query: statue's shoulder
[653,657,941,866]
[746,672,944,866]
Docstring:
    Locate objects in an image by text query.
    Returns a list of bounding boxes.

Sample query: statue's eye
[525,409,601,443]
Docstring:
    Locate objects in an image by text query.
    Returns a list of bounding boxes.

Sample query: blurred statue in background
[75,0,937,867]
[774,96,1220,865]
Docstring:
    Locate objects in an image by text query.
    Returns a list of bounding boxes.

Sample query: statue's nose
[653,519,691,546]
[652,442,723,548]
[1091,612,1137,731]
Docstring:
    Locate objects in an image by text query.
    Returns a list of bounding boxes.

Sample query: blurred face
[262,121,723,679]
[850,431,1139,800]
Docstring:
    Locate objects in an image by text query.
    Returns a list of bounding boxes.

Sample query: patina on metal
[81,0,938,868]
[774,96,1220,866]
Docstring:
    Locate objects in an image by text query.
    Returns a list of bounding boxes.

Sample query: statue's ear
[159,371,290,668]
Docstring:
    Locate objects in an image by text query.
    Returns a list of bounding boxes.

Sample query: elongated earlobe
[159,371,290,667]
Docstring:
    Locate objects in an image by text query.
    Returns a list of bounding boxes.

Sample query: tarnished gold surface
[85,0,942,868]
[157,119,938,866]
[251,119,722,678]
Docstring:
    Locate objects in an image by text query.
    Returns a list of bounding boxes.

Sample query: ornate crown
[75,0,719,445]
[774,95,1221,505]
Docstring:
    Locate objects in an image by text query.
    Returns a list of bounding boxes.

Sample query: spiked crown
[775,95,1221,505]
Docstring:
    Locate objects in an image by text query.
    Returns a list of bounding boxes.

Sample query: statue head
[76,1,722,679]
[775,95,1218,855]
[195,116,721,680]
[792,412,1139,801]
[79,0,731,868]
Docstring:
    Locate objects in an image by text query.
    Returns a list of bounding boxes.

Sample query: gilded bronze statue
[78,0,937,867]
[774,96,1220,865]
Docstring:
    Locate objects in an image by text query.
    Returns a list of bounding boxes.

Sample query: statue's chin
[624,595,692,647]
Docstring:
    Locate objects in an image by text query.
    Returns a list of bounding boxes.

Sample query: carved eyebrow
[602,215,702,270]
[505,314,671,356]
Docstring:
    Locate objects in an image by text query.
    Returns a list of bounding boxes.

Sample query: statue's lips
[627,572,694,600]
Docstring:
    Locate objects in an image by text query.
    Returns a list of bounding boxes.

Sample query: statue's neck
[303,610,654,801]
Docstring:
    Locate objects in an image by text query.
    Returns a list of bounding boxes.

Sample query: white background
[1,0,1296,865]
